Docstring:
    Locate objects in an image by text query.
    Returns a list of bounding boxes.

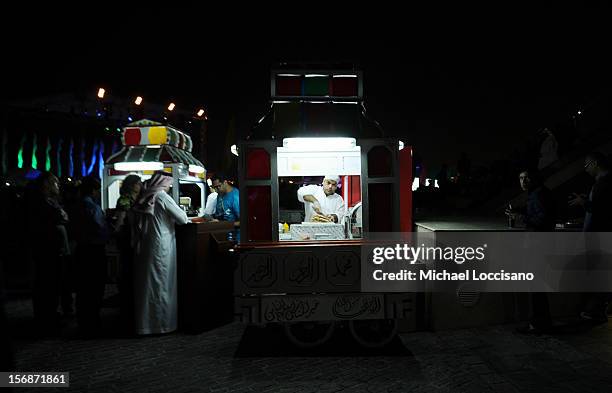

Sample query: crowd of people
[505,151,612,334]
[18,170,237,337]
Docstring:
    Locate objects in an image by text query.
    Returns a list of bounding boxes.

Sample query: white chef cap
[323,173,340,183]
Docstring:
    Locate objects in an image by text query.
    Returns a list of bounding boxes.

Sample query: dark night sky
[3,5,611,172]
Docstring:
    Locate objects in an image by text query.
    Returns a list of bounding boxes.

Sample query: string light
[91,89,209,121]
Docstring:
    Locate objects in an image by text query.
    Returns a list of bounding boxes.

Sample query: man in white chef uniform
[297,174,346,223]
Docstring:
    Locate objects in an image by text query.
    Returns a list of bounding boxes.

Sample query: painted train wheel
[348,319,398,348]
[283,321,336,348]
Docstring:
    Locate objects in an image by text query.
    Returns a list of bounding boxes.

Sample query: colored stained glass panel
[124,128,141,145]
[246,148,271,179]
[304,76,329,96]
[247,186,272,241]
[276,75,302,96]
[332,77,358,96]
[148,126,167,145]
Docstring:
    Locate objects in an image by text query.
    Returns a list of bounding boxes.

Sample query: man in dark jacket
[28,172,70,334]
[75,176,110,335]
[518,170,556,231]
[569,152,612,323]
[507,169,556,333]
[570,152,612,232]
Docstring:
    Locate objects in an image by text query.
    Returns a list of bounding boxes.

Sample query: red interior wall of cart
[343,175,361,208]
[399,146,413,232]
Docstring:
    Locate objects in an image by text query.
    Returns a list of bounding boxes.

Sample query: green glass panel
[303,76,329,96]
[142,147,161,162]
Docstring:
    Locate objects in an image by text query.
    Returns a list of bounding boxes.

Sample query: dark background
[2,4,611,173]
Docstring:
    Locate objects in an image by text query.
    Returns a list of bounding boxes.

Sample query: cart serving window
[237,69,412,243]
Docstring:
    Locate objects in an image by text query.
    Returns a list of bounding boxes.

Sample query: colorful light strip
[68,138,74,178]
[98,140,105,179]
[45,136,52,171]
[31,134,38,170]
[17,135,26,169]
[80,139,86,177]
[56,138,63,178]
[87,141,98,176]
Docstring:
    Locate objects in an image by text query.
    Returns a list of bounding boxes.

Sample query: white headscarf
[130,171,174,246]
[133,172,173,216]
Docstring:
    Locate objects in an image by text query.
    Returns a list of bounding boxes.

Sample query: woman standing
[110,174,142,331]
[131,172,189,335]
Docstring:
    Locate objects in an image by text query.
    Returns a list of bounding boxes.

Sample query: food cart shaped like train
[102,119,206,216]
[234,67,415,347]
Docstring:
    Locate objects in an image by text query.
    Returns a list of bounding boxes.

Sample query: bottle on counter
[283,222,289,233]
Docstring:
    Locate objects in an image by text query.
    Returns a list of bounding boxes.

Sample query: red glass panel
[246,148,271,179]
[276,75,302,96]
[368,146,393,178]
[247,186,272,241]
[332,77,358,96]
[123,128,141,145]
[368,183,393,232]
[399,147,413,232]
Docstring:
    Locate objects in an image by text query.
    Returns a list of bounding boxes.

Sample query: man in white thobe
[132,172,190,335]
[297,174,346,223]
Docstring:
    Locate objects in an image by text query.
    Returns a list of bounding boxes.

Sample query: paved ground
[5,291,612,393]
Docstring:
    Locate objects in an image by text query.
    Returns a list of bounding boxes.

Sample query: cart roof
[106,119,204,168]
